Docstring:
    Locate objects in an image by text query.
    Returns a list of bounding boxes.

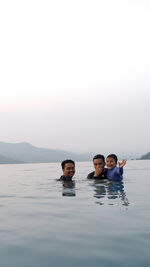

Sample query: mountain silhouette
[139,152,150,160]
[0,142,91,164]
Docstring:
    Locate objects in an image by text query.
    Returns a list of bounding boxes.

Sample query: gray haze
[0,0,150,158]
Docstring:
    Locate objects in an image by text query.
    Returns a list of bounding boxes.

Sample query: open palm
[118,159,126,168]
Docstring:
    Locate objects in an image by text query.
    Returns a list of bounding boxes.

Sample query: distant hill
[0,154,24,164]
[139,152,150,160]
[0,142,91,164]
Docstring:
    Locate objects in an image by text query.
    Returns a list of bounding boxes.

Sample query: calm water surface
[0,160,150,267]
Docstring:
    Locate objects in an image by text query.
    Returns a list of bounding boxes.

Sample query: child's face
[106,157,117,169]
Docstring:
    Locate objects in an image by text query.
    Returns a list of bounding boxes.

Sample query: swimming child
[106,154,126,181]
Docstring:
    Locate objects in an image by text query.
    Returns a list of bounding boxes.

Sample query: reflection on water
[92,180,107,205]
[60,178,129,206]
[1,161,150,267]
[107,181,129,206]
[62,180,76,197]
[92,180,129,206]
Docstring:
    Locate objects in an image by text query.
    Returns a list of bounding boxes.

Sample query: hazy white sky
[0,0,150,157]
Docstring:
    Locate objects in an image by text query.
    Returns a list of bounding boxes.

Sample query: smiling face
[63,163,75,179]
[93,158,105,170]
[106,157,117,169]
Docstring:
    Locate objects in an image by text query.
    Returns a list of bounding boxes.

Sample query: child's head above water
[106,154,118,169]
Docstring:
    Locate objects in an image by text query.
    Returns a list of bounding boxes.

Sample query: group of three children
[59,154,126,182]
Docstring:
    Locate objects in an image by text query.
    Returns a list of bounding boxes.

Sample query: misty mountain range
[0,142,92,164]
[0,142,149,164]
[139,152,150,160]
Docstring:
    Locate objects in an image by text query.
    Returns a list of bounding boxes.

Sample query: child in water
[106,154,126,181]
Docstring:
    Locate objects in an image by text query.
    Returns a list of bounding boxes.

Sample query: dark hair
[106,154,118,163]
[61,159,75,169]
[93,154,105,162]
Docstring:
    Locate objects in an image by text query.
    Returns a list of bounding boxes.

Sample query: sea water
[0,160,150,267]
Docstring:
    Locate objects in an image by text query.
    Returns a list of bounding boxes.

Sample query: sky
[0,0,150,158]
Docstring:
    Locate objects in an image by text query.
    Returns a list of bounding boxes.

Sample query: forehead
[93,158,104,164]
[106,157,115,161]
[64,163,75,169]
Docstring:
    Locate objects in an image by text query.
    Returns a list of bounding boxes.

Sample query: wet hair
[106,154,118,163]
[93,154,105,162]
[61,159,75,169]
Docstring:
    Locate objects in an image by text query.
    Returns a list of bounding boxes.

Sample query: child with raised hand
[106,154,126,181]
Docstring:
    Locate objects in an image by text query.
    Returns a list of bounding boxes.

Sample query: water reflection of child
[92,180,129,206]
[107,181,129,206]
[106,154,126,181]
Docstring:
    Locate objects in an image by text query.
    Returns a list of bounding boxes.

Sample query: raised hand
[118,159,126,168]
[94,167,103,176]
